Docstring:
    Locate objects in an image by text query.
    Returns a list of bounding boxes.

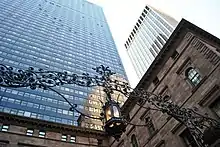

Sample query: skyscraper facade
[125,5,178,79]
[0,0,127,130]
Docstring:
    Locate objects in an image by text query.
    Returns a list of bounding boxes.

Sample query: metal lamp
[101,93,126,141]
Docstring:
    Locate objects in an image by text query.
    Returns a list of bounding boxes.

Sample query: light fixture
[101,93,126,141]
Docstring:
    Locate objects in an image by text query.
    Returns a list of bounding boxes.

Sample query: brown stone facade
[0,112,109,147]
[110,19,220,147]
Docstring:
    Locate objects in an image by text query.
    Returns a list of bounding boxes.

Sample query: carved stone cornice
[191,37,220,65]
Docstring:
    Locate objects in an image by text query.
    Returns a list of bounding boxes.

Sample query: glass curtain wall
[0,0,128,130]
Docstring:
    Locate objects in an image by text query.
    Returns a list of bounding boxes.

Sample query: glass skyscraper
[0,0,127,130]
[125,5,178,80]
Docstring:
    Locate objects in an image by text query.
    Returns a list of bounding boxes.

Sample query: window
[171,50,179,60]
[153,77,159,86]
[17,110,24,116]
[30,113,37,118]
[26,129,34,136]
[1,125,9,132]
[24,111,31,117]
[155,140,165,147]
[61,134,67,141]
[180,129,199,147]
[39,131,46,137]
[131,134,138,147]
[146,117,156,136]
[70,135,76,143]
[186,67,201,86]
[210,97,220,118]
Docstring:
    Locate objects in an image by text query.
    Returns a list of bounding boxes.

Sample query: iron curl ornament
[0,64,115,89]
[0,64,219,146]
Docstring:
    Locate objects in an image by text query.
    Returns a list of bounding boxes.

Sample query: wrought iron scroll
[0,64,114,120]
[108,82,220,146]
[0,64,114,89]
[0,64,219,146]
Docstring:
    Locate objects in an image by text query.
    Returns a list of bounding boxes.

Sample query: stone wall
[0,113,109,147]
[110,27,220,147]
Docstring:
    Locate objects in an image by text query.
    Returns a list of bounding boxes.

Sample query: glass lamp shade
[113,106,119,117]
[103,100,127,141]
[104,100,121,122]
[106,107,112,121]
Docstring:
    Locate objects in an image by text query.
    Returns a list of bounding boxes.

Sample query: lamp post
[0,64,219,146]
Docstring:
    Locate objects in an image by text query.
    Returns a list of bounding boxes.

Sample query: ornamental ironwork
[0,64,219,146]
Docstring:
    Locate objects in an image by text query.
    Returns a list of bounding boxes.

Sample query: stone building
[109,19,220,147]
[0,112,108,147]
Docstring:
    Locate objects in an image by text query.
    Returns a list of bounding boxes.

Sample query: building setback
[0,0,127,131]
[125,5,178,80]
[111,19,220,147]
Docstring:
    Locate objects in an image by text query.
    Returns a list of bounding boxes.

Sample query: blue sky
[88,0,220,87]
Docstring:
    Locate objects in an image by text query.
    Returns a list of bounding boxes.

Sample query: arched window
[146,118,156,136]
[186,67,201,86]
[131,134,138,147]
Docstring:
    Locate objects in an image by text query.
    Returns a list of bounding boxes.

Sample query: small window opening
[70,135,76,142]
[1,125,9,132]
[39,130,46,137]
[26,129,34,136]
[185,68,201,86]
[131,134,138,147]
[61,134,67,141]
[171,50,179,60]
[153,77,159,86]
